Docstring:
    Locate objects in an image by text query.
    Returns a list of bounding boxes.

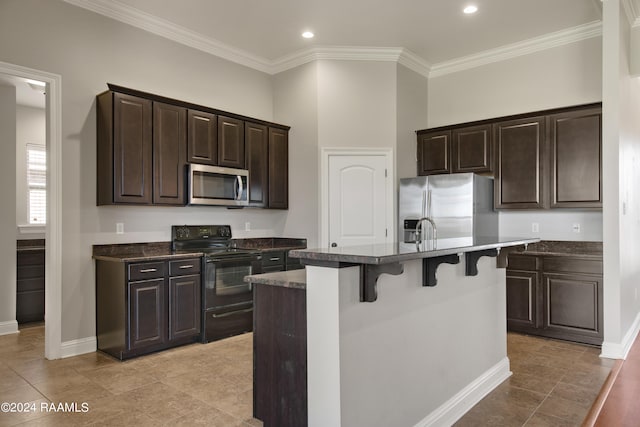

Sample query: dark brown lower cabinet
[253,283,307,427]
[16,246,45,324]
[506,253,602,345]
[96,257,201,359]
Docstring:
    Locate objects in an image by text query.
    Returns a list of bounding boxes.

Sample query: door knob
[331,242,337,247]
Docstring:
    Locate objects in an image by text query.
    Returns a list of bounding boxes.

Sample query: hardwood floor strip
[582,359,623,427]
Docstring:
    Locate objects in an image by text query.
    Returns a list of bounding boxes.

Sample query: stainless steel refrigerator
[399,173,498,247]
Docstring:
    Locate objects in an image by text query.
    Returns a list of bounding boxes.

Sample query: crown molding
[64,0,603,79]
[429,21,603,78]
[270,46,431,77]
[63,0,272,73]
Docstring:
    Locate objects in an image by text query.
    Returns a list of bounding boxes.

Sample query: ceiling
[111,0,604,64]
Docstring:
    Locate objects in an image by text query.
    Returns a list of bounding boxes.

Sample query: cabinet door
[417,130,451,175]
[542,273,603,344]
[549,107,602,208]
[245,122,269,207]
[268,128,289,209]
[494,117,547,209]
[153,102,187,205]
[218,115,245,169]
[187,110,217,165]
[506,270,540,331]
[128,279,167,351]
[169,274,201,340]
[113,93,153,204]
[451,124,492,173]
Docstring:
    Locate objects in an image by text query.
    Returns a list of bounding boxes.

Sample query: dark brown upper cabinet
[417,130,451,175]
[97,84,290,209]
[451,124,493,173]
[187,110,217,165]
[153,102,186,205]
[549,107,602,208]
[218,115,245,169]
[97,92,153,205]
[493,116,547,209]
[245,122,269,208]
[268,127,288,209]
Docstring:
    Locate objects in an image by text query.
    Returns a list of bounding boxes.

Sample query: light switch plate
[116,223,124,234]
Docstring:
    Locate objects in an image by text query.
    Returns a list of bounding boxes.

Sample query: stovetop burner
[171,225,259,258]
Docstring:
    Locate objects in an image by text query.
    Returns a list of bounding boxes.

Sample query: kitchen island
[248,236,539,427]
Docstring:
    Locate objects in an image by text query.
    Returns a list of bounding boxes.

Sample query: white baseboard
[60,336,97,358]
[601,312,640,360]
[414,357,512,427]
[0,320,19,336]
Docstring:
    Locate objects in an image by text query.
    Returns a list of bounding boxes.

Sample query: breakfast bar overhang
[289,236,539,427]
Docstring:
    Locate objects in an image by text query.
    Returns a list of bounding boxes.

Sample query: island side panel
[305,257,509,427]
[306,266,344,427]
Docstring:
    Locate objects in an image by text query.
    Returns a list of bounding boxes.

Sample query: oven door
[204,255,260,309]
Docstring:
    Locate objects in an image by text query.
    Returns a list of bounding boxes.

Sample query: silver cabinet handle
[269,257,281,261]
[139,268,157,273]
[178,265,194,269]
[211,308,253,318]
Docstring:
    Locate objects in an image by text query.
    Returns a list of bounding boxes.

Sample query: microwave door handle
[236,176,243,201]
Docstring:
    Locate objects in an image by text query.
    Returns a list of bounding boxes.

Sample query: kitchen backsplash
[499,210,603,241]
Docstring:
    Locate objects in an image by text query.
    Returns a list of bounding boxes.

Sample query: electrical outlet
[245,222,251,231]
[572,223,581,233]
[531,222,539,233]
[116,223,124,234]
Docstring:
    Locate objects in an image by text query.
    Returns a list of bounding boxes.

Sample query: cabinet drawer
[507,255,539,271]
[17,251,45,266]
[543,257,602,275]
[262,251,285,268]
[128,262,165,281]
[169,258,201,276]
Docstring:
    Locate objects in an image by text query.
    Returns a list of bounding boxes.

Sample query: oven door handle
[211,307,253,318]
[206,255,258,263]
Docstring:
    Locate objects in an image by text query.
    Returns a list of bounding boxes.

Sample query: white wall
[630,25,640,77]
[429,37,603,242]
[16,105,46,239]
[0,0,289,342]
[396,64,429,179]
[0,85,17,330]
[273,62,320,247]
[602,0,640,355]
[317,60,397,149]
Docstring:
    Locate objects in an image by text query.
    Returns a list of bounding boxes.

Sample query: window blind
[27,144,46,225]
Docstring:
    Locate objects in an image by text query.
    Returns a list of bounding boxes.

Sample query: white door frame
[320,147,395,248]
[0,61,63,360]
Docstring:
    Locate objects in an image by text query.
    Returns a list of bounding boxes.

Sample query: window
[27,144,46,225]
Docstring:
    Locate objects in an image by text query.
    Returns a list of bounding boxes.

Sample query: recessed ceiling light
[302,31,314,39]
[463,5,478,14]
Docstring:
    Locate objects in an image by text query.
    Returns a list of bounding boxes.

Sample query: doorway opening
[0,61,62,359]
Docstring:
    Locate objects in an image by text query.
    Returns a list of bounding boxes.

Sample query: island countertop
[289,236,540,266]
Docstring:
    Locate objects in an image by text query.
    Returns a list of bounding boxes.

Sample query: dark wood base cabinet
[17,244,45,324]
[506,254,603,345]
[96,257,201,360]
[253,284,307,427]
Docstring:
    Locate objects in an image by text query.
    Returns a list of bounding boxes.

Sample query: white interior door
[328,154,389,248]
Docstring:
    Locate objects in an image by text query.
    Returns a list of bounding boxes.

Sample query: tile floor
[0,324,613,426]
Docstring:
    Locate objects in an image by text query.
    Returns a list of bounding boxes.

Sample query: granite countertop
[245,269,306,289]
[290,236,540,266]
[233,237,307,252]
[92,242,203,262]
[512,240,602,259]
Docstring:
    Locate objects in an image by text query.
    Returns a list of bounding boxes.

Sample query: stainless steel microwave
[188,164,249,206]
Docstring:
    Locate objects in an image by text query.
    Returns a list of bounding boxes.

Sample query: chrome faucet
[415,217,437,251]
